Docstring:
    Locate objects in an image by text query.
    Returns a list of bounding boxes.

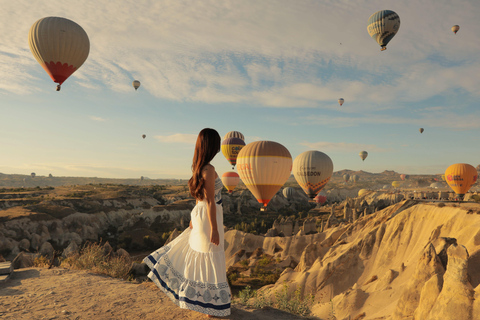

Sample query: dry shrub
[61,242,132,279]
[33,255,50,268]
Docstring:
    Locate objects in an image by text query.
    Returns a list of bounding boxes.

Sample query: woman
[144,128,231,318]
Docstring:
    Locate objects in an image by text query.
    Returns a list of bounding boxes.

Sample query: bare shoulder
[201,164,216,179]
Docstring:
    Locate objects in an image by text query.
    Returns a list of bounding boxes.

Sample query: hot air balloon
[293,151,334,199]
[142,134,146,139]
[140,176,144,181]
[359,151,368,161]
[392,181,402,188]
[133,80,141,91]
[28,17,90,91]
[419,128,424,134]
[221,172,240,193]
[338,98,344,106]
[367,10,400,51]
[445,163,478,200]
[351,175,360,183]
[31,172,36,178]
[315,193,327,205]
[282,187,296,200]
[343,174,350,183]
[451,25,460,34]
[358,189,370,197]
[221,137,245,169]
[430,182,445,189]
[223,131,245,142]
[400,174,409,181]
[237,141,292,208]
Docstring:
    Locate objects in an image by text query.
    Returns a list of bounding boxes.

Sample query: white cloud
[2,0,479,110]
[89,116,106,122]
[154,133,197,144]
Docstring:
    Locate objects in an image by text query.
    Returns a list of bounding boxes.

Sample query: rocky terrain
[2,170,480,319]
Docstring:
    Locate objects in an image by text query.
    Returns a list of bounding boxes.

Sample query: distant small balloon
[142,134,146,139]
[359,151,368,161]
[282,187,296,200]
[419,128,424,134]
[343,174,350,183]
[451,25,460,34]
[338,98,344,106]
[31,172,36,178]
[133,80,141,91]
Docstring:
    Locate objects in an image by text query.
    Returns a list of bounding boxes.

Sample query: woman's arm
[202,165,219,246]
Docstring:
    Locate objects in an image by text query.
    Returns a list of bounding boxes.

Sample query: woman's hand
[210,228,220,246]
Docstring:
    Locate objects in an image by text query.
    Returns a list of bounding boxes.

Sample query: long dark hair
[188,128,221,200]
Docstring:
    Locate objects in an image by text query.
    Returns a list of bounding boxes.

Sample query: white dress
[143,176,231,317]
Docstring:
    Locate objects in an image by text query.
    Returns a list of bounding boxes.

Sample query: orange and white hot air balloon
[451,25,460,34]
[221,172,240,193]
[236,141,292,208]
[445,163,478,200]
[29,17,90,91]
[293,151,333,199]
[221,137,245,169]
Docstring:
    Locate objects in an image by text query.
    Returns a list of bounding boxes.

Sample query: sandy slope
[0,268,306,320]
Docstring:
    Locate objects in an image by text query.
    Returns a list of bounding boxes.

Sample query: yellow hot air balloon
[221,137,245,169]
[452,25,460,34]
[221,172,240,193]
[445,163,478,200]
[29,17,90,91]
[367,10,400,51]
[223,131,245,142]
[133,80,141,91]
[293,151,333,199]
[351,174,360,183]
[359,151,368,161]
[338,98,344,106]
[237,141,292,208]
[392,181,402,188]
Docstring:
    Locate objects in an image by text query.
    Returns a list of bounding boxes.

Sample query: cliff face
[224,201,480,320]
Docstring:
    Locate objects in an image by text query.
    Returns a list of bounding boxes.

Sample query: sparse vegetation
[236,283,315,317]
[60,241,132,279]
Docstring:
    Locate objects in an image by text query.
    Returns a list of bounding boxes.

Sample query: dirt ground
[0,268,306,320]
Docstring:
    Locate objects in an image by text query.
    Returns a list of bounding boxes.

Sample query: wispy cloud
[2,0,479,110]
[89,116,106,122]
[154,133,197,144]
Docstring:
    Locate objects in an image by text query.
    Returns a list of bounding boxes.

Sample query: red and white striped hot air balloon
[28,17,90,91]
[221,172,240,193]
[237,141,292,209]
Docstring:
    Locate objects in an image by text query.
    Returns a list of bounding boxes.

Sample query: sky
[1,0,479,179]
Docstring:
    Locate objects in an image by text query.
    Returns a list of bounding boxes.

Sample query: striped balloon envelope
[236,141,292,208]
[359,151,368,161]
[221,172,240,193]
[223,131,245,142]
[133,80,141,91]
[367,10,400,51]
[221,137,245,169]
[445,163,478,200]
[282,187,296,200]
[28,17,90,91]
[293,151,333,199]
